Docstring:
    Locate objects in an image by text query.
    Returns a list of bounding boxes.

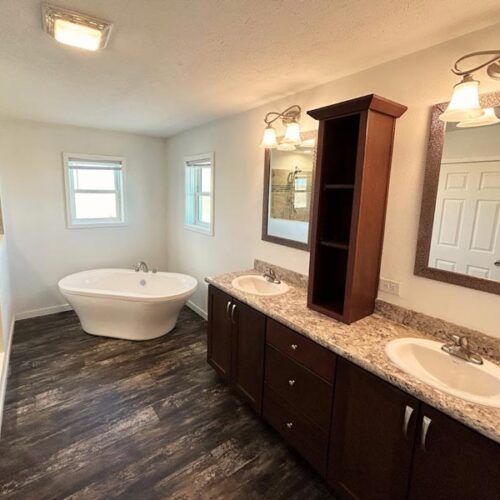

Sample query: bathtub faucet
[134,261,149,273]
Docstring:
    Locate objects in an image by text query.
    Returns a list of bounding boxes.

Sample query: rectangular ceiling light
[42,3,113,51]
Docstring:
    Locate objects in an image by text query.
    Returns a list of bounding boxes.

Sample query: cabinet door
[328,358,418,500]
[207,286,232,381]
[231,300,266,413]
[409,404,500,500]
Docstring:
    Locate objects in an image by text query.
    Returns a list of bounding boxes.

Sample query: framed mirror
[262,130,317,250]
[415,91,500,294]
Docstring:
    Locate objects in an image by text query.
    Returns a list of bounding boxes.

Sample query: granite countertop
[206,268,500,444]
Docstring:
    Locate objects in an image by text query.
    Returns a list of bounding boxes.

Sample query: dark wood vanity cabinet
[409,404,500,500]
[329,358,419,499]
[207,285,500,498]
[263,319,337,475]
[329,359,500,500]
[207,285,266,412]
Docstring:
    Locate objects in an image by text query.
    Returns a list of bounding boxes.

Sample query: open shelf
[321,114,360,185]
[307,94,407,324]
[324,184,355,190]
[311,245,349,316]
[320,240,349,250]
[319,189,354,246]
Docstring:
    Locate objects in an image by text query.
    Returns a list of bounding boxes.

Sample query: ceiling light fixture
[42,3,113,51]
[259,105,302,148]
[440,50,500,124]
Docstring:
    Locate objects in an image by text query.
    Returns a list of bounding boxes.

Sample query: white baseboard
[0,318,15,437]
[186,300,207,320]
[16,303,73,321]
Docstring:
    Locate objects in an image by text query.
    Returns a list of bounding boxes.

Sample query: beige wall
[0,119,169,318]
[165,23,500,338]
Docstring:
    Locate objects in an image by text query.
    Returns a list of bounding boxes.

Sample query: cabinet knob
[286,422,293,429]
[291,344,298,351]
[288,379,296,387]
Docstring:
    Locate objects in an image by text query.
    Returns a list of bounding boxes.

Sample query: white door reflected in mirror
[428,118,500,282]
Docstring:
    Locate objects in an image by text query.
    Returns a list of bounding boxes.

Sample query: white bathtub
[58,269,198,340]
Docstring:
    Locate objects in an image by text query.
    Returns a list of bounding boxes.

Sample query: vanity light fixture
[259,105,302,148]
[42,3,113,51]
[440,50,500,124]
[457,107,500,128]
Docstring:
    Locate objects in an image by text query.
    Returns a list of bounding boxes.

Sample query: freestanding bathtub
[58,269,198,340]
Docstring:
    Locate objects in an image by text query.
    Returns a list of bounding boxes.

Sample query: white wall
[0,236,12,349]
[165,23,500,338]
[0,119,168,318]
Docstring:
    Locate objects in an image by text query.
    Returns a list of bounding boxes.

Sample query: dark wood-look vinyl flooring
[0,308,332,499]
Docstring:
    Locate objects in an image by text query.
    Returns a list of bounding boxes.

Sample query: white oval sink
[231,275,289,296]
[386,337,500,408]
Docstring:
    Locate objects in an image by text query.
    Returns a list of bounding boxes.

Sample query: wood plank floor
[0,308,333,499]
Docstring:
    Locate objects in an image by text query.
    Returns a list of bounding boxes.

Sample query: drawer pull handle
[226,301,231,317]
[420,415,432,452]
[286,422,293,429]
[230,304,237,324]
[288,379,296,387]
[291,344,298,351]
[402,405,414,439]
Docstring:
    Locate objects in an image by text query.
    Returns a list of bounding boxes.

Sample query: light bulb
[259,125,278,148]
[457,107,500,128]
[439,75,484,122]
[54,19,102,51]
[282,121,302,145]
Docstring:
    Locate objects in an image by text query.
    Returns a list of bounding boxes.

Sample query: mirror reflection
[263,131,316,248]
[428,108,500,282]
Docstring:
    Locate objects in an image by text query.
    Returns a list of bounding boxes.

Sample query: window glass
[64,154,125,227]
[184,154,214,235]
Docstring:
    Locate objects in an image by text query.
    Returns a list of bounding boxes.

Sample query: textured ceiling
[0,0,499,137]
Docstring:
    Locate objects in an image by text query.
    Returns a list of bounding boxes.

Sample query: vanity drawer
[266,319,336,382]
[265,344,333,430]
[263,385,328,476]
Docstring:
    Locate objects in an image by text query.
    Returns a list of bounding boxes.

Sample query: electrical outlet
[379,278,400,296]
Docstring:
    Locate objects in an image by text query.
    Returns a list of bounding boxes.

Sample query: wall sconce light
[259,105,302,148]
[440,50,500,126]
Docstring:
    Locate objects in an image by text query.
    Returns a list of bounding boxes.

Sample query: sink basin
[385,338,500,408]
[231,275,289,296]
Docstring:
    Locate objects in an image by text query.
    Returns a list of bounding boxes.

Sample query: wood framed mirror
[262,130,317,250]
[415,91,500,294]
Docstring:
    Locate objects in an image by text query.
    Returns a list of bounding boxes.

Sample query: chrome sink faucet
[441,335,483,365]
[263,267,281,284]
[134,261,149,273]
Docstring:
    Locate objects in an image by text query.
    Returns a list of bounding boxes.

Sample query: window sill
[66,222,128,229]
[184,224,213,236]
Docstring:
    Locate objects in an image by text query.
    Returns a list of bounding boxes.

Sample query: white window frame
[63,153,127,229]
[184,152,215,236]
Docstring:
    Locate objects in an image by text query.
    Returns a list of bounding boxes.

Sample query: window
[184,153,214,235]
[63,153,126,228]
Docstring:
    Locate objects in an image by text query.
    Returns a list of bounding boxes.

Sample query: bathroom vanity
[206,271,500,499]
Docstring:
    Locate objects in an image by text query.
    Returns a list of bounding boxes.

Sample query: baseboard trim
[16,303,73,321]
[0,318,15,437]
[186,300,207,320]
